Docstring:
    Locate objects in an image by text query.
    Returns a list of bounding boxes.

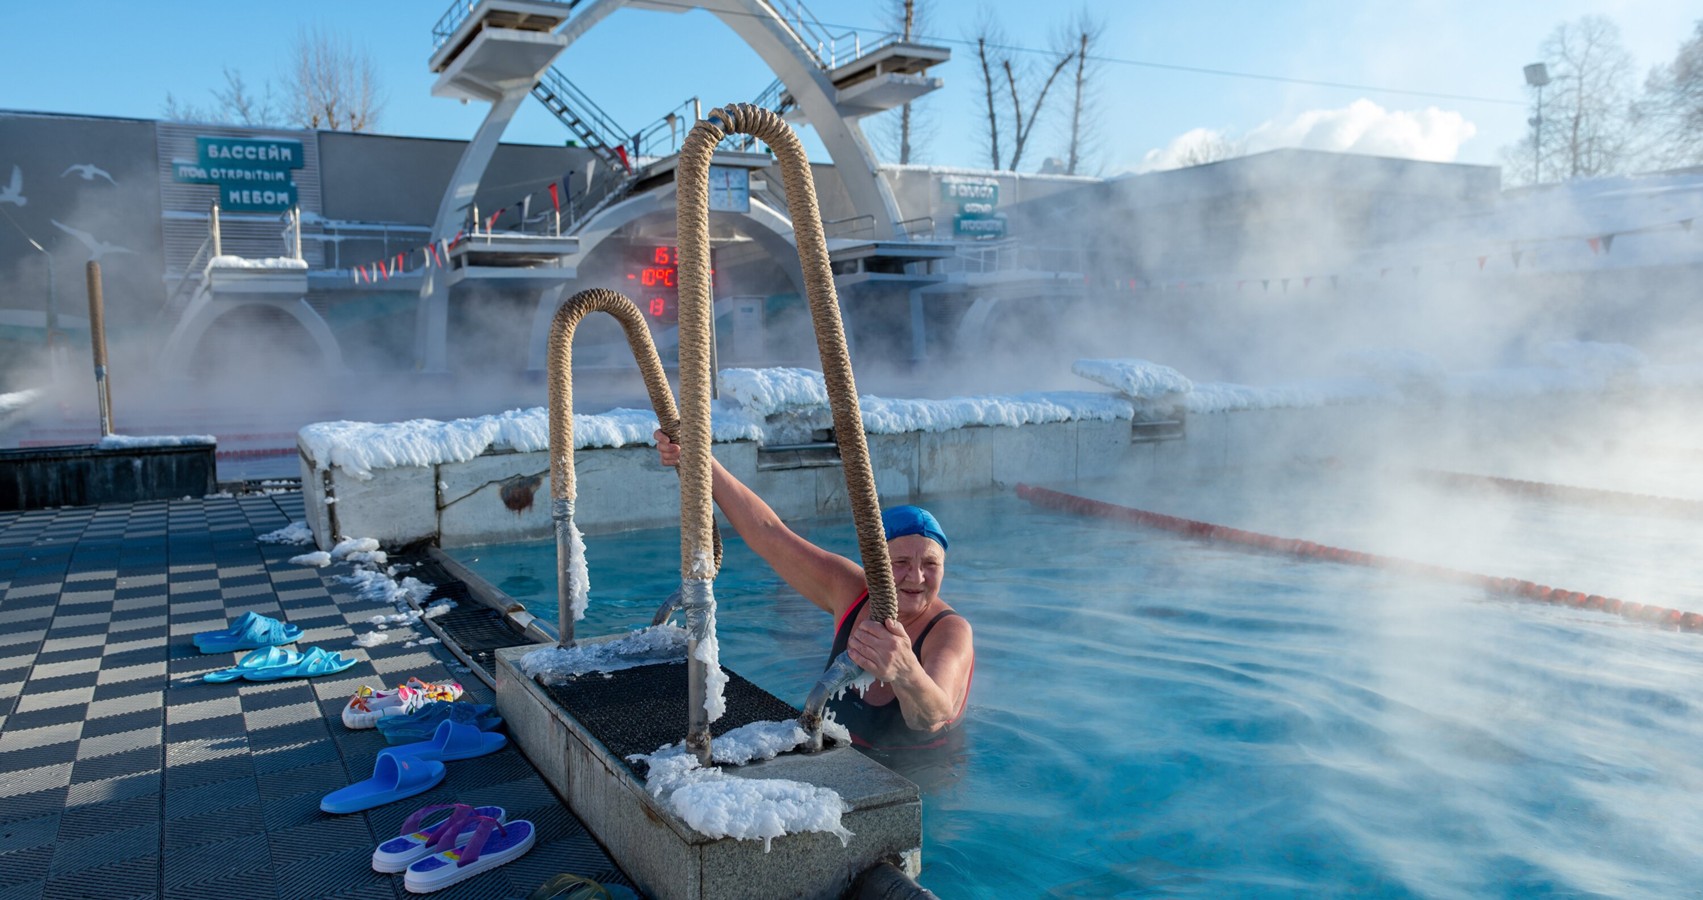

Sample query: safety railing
[431,0,581,49]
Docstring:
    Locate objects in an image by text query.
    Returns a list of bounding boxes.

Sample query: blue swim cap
[881,505,948,552]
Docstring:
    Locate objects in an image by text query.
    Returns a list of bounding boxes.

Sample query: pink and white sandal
[372,803,507,873]
[342,678,464,729]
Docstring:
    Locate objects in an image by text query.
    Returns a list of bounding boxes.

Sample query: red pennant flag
[379,262,389,281]
[1587,237,1602,255]
[614,144,632,173]
[548,182,561,211]
[396,252,405,274]
[1477,256,1488,271]
[431,241,445,267]
[487,209,503,232]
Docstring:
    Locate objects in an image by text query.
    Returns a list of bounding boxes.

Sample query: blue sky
[2,0,1695,175]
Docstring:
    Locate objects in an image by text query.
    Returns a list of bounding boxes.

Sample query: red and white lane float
[1414,469,1703,519]
[1014,483,1703,633]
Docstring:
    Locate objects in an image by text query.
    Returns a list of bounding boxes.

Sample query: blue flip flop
[195,612,303,654]
[387,720,508,763]
[204,645,303,683]
[244,646,358,681]
[320,751,446,814]
[377,703,502,745]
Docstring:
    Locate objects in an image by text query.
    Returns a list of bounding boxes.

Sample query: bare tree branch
[1007,48,1075,171]
[285,25,385,132]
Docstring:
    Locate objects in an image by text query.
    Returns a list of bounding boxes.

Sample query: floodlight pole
[1524,62,1551,183]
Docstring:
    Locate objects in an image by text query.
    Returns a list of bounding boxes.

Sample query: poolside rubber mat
[425,582,531,676]
[541,662,811,769]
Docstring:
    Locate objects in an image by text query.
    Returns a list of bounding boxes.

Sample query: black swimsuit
[823,592,970,750]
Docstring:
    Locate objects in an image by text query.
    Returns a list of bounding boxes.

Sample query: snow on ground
[258,521,315,545]
[297,347,1703,479]
[627,719,856,851]
[209,255,309,269]
[0,389,41,417]
[518,624,690,683]
[95,433,216,448]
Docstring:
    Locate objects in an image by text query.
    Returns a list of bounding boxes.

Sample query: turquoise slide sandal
[321,752,446,814]
[244,646,358,681]
[204,646,302,683]
[194,612,302,654]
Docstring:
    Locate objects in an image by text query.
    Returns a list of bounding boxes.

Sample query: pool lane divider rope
[1013,483,1703,634]
[1415,469,1703,519]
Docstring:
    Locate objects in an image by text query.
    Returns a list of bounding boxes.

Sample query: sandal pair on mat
[192,611,301,654]
[203,646,356,682]
[370,803,536,893]
[320,721,508,814]
[342,678,465,729]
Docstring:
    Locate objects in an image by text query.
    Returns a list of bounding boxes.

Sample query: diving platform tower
[417,0,955,373]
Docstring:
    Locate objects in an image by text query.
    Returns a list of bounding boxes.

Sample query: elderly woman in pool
[654,430,974,749]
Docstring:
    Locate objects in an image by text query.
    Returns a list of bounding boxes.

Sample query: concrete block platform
[495,646,923,900]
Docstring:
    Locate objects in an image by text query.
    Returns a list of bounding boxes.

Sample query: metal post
[85,261,113,437]
[292,206,302,260]
[209,200,222,258]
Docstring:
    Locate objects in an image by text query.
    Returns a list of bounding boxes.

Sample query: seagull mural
[0,166,25,206]
[61,163,116,185]
[52,220,136,261]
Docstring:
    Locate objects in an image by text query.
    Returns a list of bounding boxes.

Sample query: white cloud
[1134,100,1479,173]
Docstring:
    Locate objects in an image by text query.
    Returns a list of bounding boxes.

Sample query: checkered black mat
[0,492,637,900]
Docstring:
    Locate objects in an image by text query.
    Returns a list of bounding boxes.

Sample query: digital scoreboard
[623,245,713,327]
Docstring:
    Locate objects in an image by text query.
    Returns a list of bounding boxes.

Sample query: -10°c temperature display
[624,246,714,326]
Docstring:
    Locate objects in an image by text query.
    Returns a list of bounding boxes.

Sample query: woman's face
[888,533,945,616]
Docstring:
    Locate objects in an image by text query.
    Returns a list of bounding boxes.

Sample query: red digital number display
[623,246,713,328]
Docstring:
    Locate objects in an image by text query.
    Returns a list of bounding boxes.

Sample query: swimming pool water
[453,473,1703,898]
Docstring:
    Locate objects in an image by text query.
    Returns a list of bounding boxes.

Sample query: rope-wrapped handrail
[545,287,720,648]
[678,103,897,755]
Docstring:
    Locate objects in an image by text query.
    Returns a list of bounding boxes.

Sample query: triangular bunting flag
[1587,237,1601,255]
[549,182,561,212]
[1303,276,1312,288]
[1477,256,1488,271]
[1601,234,1615,254]
[1281,278,1290,292]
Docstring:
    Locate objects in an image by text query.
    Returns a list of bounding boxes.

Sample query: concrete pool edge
[493,645,923,900]
[411,546,928,899]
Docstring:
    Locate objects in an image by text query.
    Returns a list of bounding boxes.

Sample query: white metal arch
[158,293,344,377]
[418,0,904,371]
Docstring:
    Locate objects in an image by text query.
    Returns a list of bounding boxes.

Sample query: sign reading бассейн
[942,175,1006,239]
[172,136,304,212]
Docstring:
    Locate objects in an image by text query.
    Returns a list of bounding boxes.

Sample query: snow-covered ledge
[298,351,1702,550]
[296,368,1137,549]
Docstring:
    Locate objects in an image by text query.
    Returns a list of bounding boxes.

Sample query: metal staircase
[533,66,634,176]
